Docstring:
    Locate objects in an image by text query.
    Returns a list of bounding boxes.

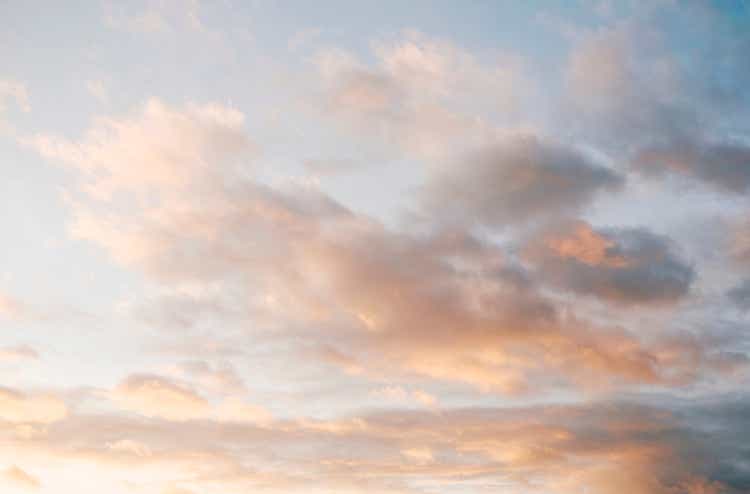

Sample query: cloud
[162,487,196,494]
[564,21,693,145]
[401,446,433,465]
[727,279,750,310]
[524,220,695,305]
[728,218,750,266]
[110,374,211,421]
[284,218,674,392]
[411,390,437,408]
[318,346,365,376]
[106,439,153,458]
[25,99,255,276]
[165,360,245,395]
[423,133,623,228]
[214,397,273,426]
[633,139,750,194]
[28,100,730,395]
[315,31,524,159]
[0,397,740,494]
[2,466,39,490]
[26,98,251,201]
[110,373,272,425]
[370,386,438,408]
[0,345,38,362]
[0,387,67,424]
[103,1,209,35]
[563,13,750,199]
[10,5,750,494]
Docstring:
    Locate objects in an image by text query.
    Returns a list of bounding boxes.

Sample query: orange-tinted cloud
[110,374,211,421]
[0,387,67,424]
[29,101,732,395]
[524,220,694,305]
[0,397,737,494]
[2,466,39,490]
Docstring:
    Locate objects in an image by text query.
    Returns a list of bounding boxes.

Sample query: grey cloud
[564,21,699,147]
[633,139,750,194]
[728,279,750,310]
[564,13,750,198]
[423,134,624,228]
[524,220,694,305]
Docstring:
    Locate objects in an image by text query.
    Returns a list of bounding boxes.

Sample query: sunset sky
[1,1,750,493]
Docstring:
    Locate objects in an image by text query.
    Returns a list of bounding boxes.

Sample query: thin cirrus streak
[1,1,749,493]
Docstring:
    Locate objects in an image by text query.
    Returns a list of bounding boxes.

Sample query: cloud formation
[423,134,624,228]
[524,220,694,305]
[31,100,737,397]
[4,2,750,492]
[1,396,746,494]
[315,31,524,159]
[634,139,750,193]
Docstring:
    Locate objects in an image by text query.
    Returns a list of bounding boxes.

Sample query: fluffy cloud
[633,139,750,194]
[524,220,694,305]
[30,100,731,396]
[27,98,252,201]
[423,134,623,228]
[315,31,524,159]
[8,3,750,494]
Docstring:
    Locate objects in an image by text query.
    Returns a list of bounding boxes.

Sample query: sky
[1,0,750,493]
